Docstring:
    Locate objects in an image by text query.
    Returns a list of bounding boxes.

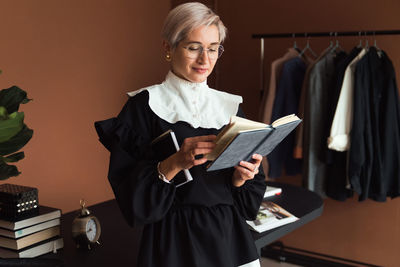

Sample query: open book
[206,114,301,171]
[151,130,193,187]
[246,201,298,233]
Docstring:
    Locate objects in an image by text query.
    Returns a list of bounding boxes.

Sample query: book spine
[170,131,194,185]
[243,128,274,162]
[170,131,180,151]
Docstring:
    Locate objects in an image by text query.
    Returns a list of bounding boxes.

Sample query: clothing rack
[252,29,400,266]
[252,29,400,39]
[252,29,400,94]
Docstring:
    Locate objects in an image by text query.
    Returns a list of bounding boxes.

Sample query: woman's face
[169,25,220,83]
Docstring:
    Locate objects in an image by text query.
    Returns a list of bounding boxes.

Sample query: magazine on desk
[246,201,298,233]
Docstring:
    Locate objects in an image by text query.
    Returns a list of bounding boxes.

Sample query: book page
[271,114,300,127]
[218,116,268,143]
[229,116,269,129]
[206,116,269,161]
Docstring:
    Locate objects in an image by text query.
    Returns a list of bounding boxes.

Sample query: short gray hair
[162,2,227,48]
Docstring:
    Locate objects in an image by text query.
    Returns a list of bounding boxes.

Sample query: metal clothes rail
[252,29,400,39]
[252,29,400,94]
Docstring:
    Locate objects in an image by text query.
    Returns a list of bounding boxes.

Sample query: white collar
[127,71,242,129]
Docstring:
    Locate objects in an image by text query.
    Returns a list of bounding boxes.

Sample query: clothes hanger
[327,32,334,50]
[357,32,363,48]
[364,31,370,50]
[292,33,301,53]
[299,34,318,58]
[373,31,383,57]
[332,32,344,52]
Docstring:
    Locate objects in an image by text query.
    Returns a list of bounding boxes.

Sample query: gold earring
[165,54,171,62]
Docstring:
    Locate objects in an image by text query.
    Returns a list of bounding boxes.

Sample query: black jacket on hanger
[349,47,400,201]
[302,50,345,197]
[268,57,305,178]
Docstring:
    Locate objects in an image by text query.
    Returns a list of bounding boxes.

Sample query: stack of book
[0,206,64,258]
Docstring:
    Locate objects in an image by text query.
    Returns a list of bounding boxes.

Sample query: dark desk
[53,182,323,266]
[252,182,323,255]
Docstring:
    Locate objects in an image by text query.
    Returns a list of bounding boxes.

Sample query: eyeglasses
[182,44,224,60]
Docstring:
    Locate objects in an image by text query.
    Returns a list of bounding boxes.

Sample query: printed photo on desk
[246,201,298,233]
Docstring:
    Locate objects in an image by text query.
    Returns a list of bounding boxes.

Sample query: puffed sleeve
[94,93,176,227]
[230,165,266,220]
[230,107,267,220]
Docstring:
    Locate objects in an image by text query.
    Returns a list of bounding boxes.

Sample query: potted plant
[0,84,33,180]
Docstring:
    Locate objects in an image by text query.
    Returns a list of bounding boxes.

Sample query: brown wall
[0,1,170,212]
[1,0,400,266]
[216,0,400,266]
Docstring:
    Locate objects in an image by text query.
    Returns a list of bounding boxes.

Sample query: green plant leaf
[0,106,7,119]
[0,85,32,180]
[0,86,31,113]
[0,111,24,142]
[0,160,20,180]
[0,125,33,156]
[1,152,25,163]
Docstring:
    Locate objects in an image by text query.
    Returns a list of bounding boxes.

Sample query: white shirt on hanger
[327,48,367,151]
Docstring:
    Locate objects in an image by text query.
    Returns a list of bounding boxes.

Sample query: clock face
[85,218,98,242]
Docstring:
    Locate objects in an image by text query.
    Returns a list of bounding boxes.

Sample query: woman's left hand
[232,154,263,187]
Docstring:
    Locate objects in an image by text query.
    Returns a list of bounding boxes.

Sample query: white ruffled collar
[127,71,242,129]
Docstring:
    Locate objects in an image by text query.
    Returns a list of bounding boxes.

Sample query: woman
[95,2,266,267]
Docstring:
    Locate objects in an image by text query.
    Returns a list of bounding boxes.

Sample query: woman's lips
[193,67,207,74]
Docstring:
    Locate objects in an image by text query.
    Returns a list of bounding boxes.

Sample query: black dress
[95,91,266,267]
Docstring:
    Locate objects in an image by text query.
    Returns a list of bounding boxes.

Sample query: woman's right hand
[159,135,216,181]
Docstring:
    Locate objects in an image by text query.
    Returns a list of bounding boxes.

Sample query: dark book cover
[253,120,301,156]
[0,206,61,230]
[151,130,193,187]
[207,119,301,171]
